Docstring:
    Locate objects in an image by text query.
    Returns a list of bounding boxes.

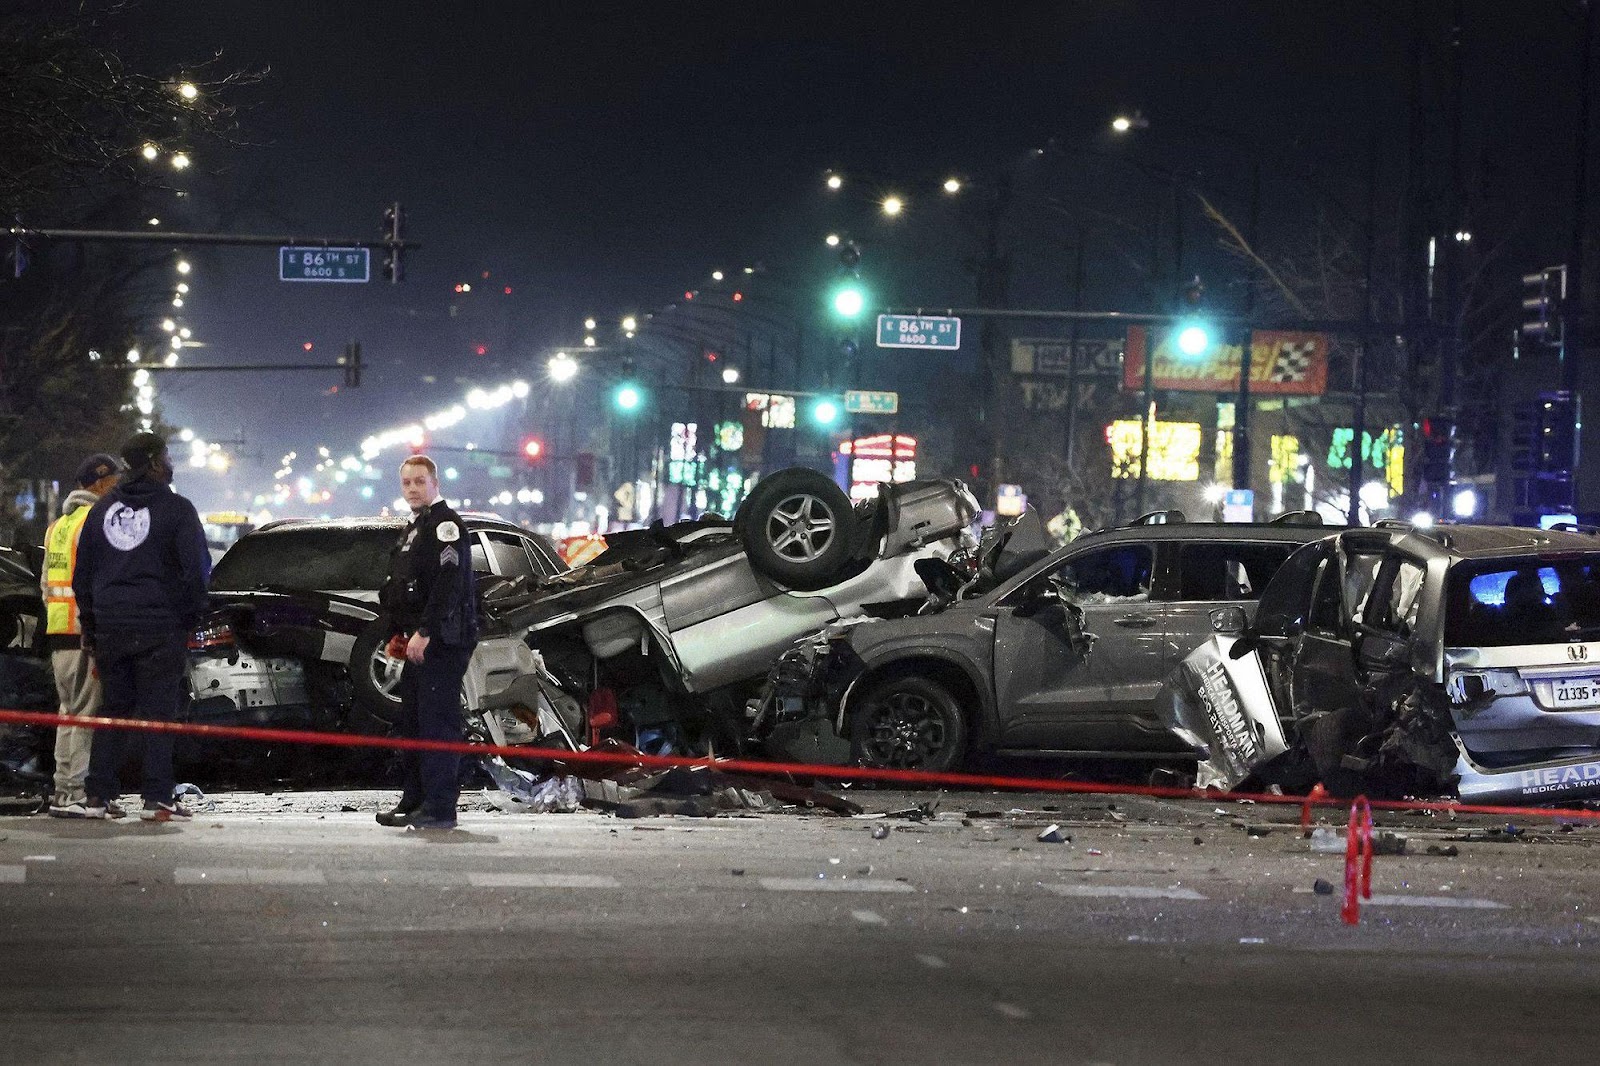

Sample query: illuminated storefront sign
[1105,419,1202,481]
[840,434,918,500]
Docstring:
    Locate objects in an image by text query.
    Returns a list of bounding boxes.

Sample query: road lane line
[466,873,621,889]
[852,909,888,925]
[22,855,55,862]
[1366,894,1506,909]
[916,955,948,969]
[174,867,248,885]
[994,1003,1032,1020]
[1045,885,1207,901]
[0,866,24,884]
[759,878,915,893]
[173,867,327,885]
[329,870,468,886]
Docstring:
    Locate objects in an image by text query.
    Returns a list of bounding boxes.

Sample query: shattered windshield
[211,525,399,593]
[1445,556,1600,647]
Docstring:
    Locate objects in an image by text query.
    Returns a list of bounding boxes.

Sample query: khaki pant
[51,647,100,802]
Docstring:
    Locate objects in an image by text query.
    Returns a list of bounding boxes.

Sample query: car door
[990,540,1167,750]
[1287,541,1385,721]
[1164,539,1301,670]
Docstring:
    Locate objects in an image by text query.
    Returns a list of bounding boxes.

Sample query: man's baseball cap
[75,452,124,488]
[120,432,170,471]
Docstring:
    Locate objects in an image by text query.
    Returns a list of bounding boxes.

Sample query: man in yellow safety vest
[42,453,123,818]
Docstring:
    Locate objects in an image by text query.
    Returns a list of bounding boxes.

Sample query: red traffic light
[521,437,545,462]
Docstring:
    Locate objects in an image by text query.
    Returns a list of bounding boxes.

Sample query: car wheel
[1304,706,1374,798]
[736,469,855,591]
[349,620,406,724]
[849,675,966,772]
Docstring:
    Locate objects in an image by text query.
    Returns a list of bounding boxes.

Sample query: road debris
[1036,824,1069,844]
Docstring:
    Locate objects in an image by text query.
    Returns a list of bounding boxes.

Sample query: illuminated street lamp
[176,82,199,101]
[621,315,638,333]
[721,366,741,385]
[824,233,840,247]
[711,270,725,282]
[881,195,904,217]
[942,177,962,194]
[176,260,191,274]
[584,317,597,331]
[1110,110,1149,134]
[825,172,843,190]
[171,152,191,170]
[140,144,159,161]
[548,351,579,382]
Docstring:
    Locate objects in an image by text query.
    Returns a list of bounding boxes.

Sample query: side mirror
[1012,583,1061,619]
[1209,606,1249,635]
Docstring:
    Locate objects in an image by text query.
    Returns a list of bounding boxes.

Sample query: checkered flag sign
[1266,340,1316,383]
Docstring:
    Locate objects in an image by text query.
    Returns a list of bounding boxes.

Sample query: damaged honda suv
[1161,523,1600,804]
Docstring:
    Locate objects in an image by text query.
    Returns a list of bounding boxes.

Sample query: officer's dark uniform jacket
[380,499,478,647]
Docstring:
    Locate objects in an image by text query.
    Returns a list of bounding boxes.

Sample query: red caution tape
[1342,795,1374,926]
[1301,782,1329,829]
[3,706,1600,822]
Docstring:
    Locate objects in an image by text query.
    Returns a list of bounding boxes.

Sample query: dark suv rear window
[1445,557,1600,647]
[211,525,400,593]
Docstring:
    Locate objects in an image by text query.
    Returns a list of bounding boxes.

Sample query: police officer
[374,455,478,830]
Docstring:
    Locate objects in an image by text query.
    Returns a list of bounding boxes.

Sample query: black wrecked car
[185,514,566,734]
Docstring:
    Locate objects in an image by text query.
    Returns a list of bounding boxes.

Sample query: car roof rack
[1127,509,1188,526]
[1268,510,1323,526]
[1549,522,1600,536]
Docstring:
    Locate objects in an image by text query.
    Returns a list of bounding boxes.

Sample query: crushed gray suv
[756,511,1335,771]
[1161,523,1600,804]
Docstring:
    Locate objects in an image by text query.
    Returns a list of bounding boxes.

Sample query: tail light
[188,621,236,652]
[587,687,618,747]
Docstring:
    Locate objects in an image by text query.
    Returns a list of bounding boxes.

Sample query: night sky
[63,1,1592,515]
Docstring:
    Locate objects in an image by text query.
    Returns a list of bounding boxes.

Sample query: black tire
[736,469,855,591]
[349,620,406,725]
[1304,707,1372,798]
[849,675,967,773]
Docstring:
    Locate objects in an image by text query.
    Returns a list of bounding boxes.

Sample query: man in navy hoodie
[74,433,211,821]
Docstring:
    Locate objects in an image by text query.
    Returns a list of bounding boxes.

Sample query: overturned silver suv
[1161,523,1600,804]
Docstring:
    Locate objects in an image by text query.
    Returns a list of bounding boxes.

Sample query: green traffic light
[1175,322,1212,359]
[614,383,642,411]
[812,399,840,426]
[831,284,866,319]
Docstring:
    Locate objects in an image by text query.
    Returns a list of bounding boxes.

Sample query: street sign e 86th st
[279,247,370,283]
[876,314,960,350]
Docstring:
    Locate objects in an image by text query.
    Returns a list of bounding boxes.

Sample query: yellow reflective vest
[43,506,92,636]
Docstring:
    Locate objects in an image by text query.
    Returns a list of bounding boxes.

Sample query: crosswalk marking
[0,866,23,884]
[759,877,916,893]
[1046,884,1207,901]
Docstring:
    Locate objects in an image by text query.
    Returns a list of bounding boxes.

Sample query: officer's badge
[436,521,461,543]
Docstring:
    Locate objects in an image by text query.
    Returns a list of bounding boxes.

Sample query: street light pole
[1231,161,1262,498]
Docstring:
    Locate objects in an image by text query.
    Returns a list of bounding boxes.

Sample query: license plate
[1551,681,1600,709]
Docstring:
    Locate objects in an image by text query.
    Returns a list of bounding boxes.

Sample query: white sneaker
[139,801,193,822]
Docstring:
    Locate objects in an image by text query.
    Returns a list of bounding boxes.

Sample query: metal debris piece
[871,825,890,839]
[1313,878,1334,895]
[1425,844,1460,857]
[1037,824,1069,844]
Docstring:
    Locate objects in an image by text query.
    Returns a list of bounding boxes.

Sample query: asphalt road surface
[2,787,1599,1064]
